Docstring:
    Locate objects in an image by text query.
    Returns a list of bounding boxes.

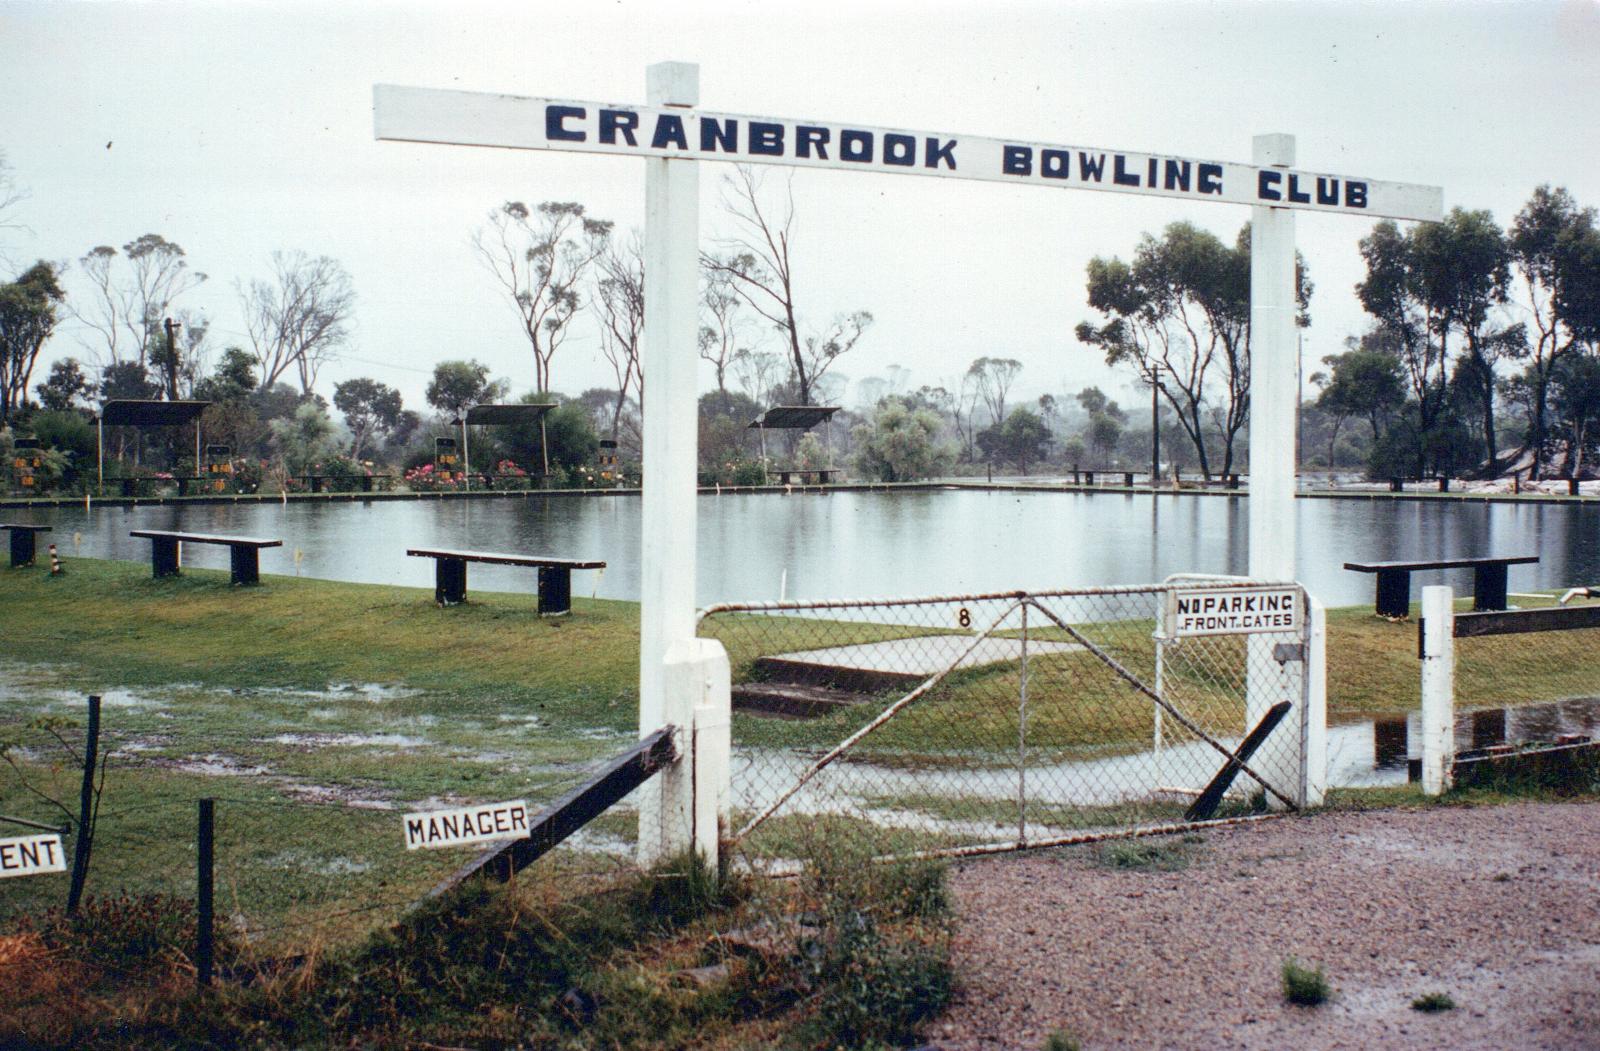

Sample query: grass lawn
[3,557,1595,941]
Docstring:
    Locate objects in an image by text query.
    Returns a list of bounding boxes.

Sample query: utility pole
[1150,377,1161,487]
[163,317,181,400]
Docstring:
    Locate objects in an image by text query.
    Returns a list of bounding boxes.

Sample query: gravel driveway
[936,801,1600,1050]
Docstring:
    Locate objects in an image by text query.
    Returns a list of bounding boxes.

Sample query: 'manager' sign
[403,800,530,850]
[373,85,1443,222]
[1167,586,1302,637]
[0,833,67,878]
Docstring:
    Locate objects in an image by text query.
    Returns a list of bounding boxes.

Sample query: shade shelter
[451,403,557,488]
[96,400,211,496]
[748,405,839,484]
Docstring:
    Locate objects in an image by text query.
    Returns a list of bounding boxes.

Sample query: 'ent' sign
[374,85,1443,222]
[0,833,67,878]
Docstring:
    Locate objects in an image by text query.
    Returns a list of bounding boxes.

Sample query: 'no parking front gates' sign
[1165,585,1302,637]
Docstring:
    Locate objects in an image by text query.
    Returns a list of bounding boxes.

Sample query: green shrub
[1043,1029,1082,1051]
[1412,991,1456,1012]
[1281,957,1331,1006]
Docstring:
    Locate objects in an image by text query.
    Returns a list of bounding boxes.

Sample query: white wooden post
[636,61,716,867]
[1303,593,1328,807]
[1419,585,1455,796]
[1246,133,1301,804]
[1248,132,1299,583]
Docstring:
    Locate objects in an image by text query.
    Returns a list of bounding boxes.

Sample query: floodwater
[13,488,1600,607]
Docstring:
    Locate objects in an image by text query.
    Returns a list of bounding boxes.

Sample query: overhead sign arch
[375,64,1442,860]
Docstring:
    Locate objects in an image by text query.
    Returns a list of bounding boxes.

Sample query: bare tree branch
[239,251,355,394]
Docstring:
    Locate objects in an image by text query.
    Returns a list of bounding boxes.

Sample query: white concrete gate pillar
[1247,132,1304,804]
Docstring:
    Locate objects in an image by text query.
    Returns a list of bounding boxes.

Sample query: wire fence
[698,582,1311,865]
[0,698,642,979]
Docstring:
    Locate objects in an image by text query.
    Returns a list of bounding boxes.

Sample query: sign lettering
[1166,586,1303,637]
[403,800,530,851]
[373,85,1443,222]
[0,833,67,878]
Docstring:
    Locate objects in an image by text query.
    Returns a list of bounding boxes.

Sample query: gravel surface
[936,801,1600,1050]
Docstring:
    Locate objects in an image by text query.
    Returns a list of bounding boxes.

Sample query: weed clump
[1412,991,1456,1012]
[788,826,954,1050]
[1043,1027,1083,1050]
[1281,957,1331,1006]
[1093,834,1199,871]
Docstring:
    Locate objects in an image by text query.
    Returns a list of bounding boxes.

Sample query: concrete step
[732,681,872,719]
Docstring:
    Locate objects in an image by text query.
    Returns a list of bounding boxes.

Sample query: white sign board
[0,833,67,878]
[1166,586,1302,637]
[373,85,1443,222]
[403,800,530,851]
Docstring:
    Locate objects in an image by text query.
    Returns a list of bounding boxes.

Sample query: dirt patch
[937,801,1600,1050]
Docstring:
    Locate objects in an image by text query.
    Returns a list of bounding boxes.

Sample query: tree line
[5,136,1598,491]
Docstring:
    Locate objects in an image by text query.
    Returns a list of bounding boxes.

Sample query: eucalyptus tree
[474,200,612,394]
[333,377,404,460]
[239,251,355,395]
[1314,338,1407,472]
[75,234,205,370]
[1412,208,1520,469]
[1509,186,1600,477]
[1077,221,1305,479]
[967,356,1023,426]
[596,232,645,439]
[0,261,65,426]
[702,165,871,406]
[425,359,507,419]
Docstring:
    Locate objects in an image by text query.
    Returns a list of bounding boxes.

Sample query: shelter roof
[99,400,210,427]
[454,403,556,426]
[748,406,840,430]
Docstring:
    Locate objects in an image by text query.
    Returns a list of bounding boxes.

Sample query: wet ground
[937,801,1600,1050]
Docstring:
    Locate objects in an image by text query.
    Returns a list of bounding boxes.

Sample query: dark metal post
[197,798,214,988]
[1150,380,1160,488]
[66,695,101,912]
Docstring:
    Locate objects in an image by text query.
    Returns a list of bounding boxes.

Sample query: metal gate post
[1017,603,1028,847]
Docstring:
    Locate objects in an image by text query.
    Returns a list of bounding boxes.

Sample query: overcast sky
[3,0,1599,418]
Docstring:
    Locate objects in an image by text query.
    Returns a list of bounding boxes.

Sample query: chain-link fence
[698,581,1310,866]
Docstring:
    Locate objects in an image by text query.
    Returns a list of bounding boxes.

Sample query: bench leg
[151,538,180,578]
[230,547,261,586]
[538,566,572,616]
[435,558,467,606]
[10,531,37,568]
[1374,569,1410,618]
[1472,564,1510,611]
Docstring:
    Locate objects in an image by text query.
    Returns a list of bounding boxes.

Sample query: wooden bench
[129,529,283,586]
[405,548,606,615]
[1343,555,1539,618]
[1,523,51,568]
[774,468,835,486]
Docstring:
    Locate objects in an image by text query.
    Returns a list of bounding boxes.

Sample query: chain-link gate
[698,578,1311,865]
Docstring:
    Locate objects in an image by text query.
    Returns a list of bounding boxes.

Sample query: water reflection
[13,489,1600,607]
[1330,696,1600,788]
